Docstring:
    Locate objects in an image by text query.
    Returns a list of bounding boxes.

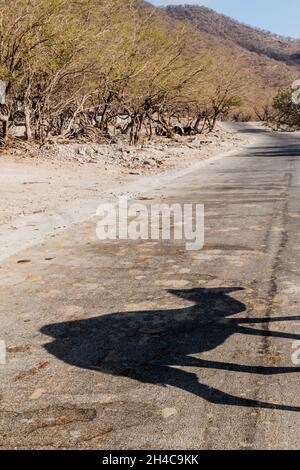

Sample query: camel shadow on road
[41,287,300,412]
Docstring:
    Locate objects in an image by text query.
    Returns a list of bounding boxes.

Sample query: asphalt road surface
[1,123,300,449]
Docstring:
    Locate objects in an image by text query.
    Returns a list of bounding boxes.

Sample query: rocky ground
[0,124,250,227]
[7,125,249,170]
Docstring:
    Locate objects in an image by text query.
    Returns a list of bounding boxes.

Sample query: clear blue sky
[149,1,300,38]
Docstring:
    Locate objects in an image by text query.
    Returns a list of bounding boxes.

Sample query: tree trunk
[24,106,32,140]
[2,120,7,141]
[0,104,9,143]
[193,114,202,132]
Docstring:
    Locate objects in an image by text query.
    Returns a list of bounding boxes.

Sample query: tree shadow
[237,127,269,135]
[242,145,300,158]
[41,287,300,412]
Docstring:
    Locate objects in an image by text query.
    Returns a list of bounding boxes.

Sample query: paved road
[1,124,300,449]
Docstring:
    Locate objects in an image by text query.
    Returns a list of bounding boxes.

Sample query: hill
[164,5,300,67]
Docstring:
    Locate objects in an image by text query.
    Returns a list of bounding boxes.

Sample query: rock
[70,431,81,439]
[30,388,45,400]
[84,147,93,157]
[161,407,178,419]
[110,138,120,145]
[103,132,112,139]
[76,148,85,156]
[144,159,156,167]
[7,345,31,353]
[42,144,52,151]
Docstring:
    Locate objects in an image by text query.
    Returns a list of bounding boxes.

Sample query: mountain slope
[165,5,300,67]
[134,1,298,115]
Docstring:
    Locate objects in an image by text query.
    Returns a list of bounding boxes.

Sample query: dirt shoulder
[0,124,253,262]
[0,124,250,226]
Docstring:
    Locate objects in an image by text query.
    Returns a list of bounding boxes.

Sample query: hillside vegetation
[0,0,298,145]
[164,4,300,120]
[165,5,300,66]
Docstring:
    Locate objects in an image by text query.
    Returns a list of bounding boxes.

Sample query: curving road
[1,123,300,449]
